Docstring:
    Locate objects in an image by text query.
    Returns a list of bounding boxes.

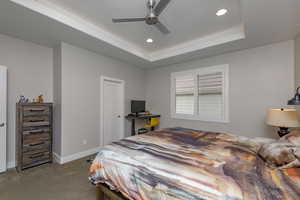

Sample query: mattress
[89,128,300,200]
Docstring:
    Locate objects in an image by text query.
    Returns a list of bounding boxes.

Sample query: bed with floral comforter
[89,128,300,200]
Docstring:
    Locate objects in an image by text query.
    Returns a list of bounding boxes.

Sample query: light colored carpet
[0,156,97,200]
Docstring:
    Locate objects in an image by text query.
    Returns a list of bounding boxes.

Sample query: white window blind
[171,65,229,122]
[198,72,224,121]
[175,75,194,115]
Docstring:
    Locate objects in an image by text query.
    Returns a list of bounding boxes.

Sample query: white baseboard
[52,152,61,164]
[6,147,100,169]
[7,161,16,169]
[54,147,101,165]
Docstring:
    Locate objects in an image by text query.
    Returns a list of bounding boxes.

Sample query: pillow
[251,137,277,145]
[280,130,300,146]
[258,141,300,169]
[238,136,276,152]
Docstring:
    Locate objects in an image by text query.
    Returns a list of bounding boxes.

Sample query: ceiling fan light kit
[112,0,171,34]
[216,9,228,16]
[146,38,154,43]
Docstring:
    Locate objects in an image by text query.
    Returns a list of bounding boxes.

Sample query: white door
[101,77,125,146]
[0,66,7,173]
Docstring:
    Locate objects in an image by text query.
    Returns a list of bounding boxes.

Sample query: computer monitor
[131,100,146,114]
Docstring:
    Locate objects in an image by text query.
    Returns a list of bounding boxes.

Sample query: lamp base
[278,127,290,137]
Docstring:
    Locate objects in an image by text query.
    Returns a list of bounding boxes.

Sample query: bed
[89,127,300,200]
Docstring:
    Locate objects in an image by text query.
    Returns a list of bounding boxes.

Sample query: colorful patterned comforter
[89,128,300,200]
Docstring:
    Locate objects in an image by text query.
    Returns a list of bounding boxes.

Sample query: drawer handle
[29,142,45,147]
[30,153,45,159]
[29,130,45,134]
[30,109,45,112]
[29,120,45,122]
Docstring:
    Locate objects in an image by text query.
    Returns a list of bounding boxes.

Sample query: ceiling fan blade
[155,21,170,34]
[154,0,171,16]
[112,18,146,23]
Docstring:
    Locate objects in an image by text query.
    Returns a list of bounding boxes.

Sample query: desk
[126,114,161,136]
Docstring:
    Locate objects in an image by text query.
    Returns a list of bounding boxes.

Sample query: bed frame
[96,183,127,200]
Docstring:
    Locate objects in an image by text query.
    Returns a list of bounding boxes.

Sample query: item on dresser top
[16,103,53,171]
[32,95,45,103]
[37,95,44,103]
[18,95,29,103]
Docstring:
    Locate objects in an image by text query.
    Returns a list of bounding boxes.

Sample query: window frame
[170,64,229,123]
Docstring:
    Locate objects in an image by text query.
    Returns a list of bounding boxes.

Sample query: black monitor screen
[131,100,146,113]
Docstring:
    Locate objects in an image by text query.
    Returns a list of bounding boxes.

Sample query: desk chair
[145,117,160,131]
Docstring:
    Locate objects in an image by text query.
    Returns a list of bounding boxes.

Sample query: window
[171,65,229,122]
[175,75,195,115]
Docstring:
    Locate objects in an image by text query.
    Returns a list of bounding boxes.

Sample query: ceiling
[0,0,299,68]
[47,0,243,52]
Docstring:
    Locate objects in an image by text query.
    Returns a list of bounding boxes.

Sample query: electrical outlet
[83,140,87,145]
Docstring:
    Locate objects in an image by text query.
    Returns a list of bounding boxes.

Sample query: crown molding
[10,0,246,63]
[10,0,149,60]
[148,25,245,61]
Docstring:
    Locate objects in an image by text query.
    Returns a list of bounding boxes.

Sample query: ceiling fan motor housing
[112,0,170,34]
[146,14,158,25]
[146,0,158,25]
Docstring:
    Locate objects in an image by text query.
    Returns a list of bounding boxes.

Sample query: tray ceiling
[47,0,243,52]
[1,0,300,67]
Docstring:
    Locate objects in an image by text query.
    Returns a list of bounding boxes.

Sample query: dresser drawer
[23,132,50,146]
[23,140,50,153]
[23,127,50,139]
[22,151,50,166]
[23,105,50,116]
[16,103,53,171]
[23,116,50,127]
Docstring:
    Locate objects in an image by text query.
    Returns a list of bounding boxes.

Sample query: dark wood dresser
[16,103,53,171]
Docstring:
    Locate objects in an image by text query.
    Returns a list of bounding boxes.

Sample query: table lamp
[267,108,300,137]
[266,108,300,137]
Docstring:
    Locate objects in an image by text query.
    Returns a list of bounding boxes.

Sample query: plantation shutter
[198,72,224,120]
[171,65,228,122]
[175,75,195,115]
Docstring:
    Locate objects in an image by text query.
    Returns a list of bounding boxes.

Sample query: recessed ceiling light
[216,9,228,16]
[146,38,153,43]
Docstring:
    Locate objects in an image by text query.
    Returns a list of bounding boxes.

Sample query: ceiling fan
[112,0,171,34]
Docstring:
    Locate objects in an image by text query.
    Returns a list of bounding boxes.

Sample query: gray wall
[53,45,62,156]
[295,35,300,88]
[0,31,296,165]
[0,34,53,166]
[58,43,145,157]
[145,41,295,138]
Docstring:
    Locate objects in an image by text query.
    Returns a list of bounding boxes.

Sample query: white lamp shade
[266,109,300,128]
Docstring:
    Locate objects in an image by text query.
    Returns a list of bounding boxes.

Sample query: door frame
[100,76,125,147]
[0,65,7,173]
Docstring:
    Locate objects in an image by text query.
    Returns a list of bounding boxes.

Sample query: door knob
[117,115,121,118]
[0,123,5,127]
